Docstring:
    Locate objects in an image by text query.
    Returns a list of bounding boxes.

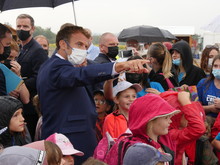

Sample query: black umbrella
[0,0,79,24]
[160,29,177,40]
[118,25,176,43]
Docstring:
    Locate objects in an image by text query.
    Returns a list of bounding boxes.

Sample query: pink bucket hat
[128,94,180,135]
[46,133,84,156]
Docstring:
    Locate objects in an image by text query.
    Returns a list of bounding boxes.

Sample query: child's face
[9,108,25,133]
[150,115,172,136]
[115,88,136,111]
[61,155,74,165]
[94,94,108,115]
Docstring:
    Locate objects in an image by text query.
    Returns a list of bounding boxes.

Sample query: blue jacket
[37,55,114,164]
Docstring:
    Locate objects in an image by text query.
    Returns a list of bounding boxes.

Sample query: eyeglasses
[205,44,219,50]
[94,99,106,105]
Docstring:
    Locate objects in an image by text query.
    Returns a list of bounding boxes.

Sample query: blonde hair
[45,141,62,165]
[148,42,173,78]
[10,39,19,52]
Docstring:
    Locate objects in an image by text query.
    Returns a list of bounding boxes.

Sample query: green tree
[33,26,56,44]
[92,35,100,45]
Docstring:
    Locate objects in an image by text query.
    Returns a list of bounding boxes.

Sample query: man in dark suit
[94,32,119,64]
[37,25,148,165]
[16,14,48,140]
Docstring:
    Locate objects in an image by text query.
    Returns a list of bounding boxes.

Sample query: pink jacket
[160,91,206,165]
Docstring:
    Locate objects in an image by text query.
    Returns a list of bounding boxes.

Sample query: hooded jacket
[160,91,206,165]
[171,40,206,86]
[101,94,179,165]
[128,94,180,164]
[0,96,26,148]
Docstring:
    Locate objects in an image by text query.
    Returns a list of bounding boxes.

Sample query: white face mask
[67,48,87,65]
[208,58,213,68]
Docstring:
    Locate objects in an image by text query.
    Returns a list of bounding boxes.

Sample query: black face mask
[16,30,31,41]
[126,73,143,84]
[0,46,11,61]
[107,46,119,59]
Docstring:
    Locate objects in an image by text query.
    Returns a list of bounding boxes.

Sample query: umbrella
[0,0,79,24]
[201,15,220,33]
[118,25,176,43]
[160,29,177,40]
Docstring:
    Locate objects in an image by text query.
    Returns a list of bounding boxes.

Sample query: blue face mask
[212,69,220,79]
[172,58,181,66]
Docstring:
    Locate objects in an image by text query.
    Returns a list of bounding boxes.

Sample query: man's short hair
[0,23,12,39]
[99,32,114,45]
[34,35,49,46]
[56,25,90,49]
[16,14,35,27]
[59,23,75,30]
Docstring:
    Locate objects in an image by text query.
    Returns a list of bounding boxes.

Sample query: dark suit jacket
[94,53,112,64]
[17,38,48,98]
[0,69,6,96]
[37,55,114,165]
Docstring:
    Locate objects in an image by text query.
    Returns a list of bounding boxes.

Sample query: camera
[119,50,133,58]
[3,59,12,69]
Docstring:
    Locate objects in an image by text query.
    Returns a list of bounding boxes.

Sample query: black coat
[17,38,48,98]
[0,69,6,96]
[94,53,113,64]
[178,65,206,86]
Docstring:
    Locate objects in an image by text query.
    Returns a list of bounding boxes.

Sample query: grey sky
[0,0,219,35]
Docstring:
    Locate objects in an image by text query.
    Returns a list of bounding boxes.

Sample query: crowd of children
[1,19,220,165]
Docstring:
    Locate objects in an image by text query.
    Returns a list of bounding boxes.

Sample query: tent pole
[72,0,77,25]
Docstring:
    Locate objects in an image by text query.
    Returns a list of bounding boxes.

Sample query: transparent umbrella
[201,15,220,33]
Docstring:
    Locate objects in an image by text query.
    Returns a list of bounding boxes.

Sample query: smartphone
[3,59,12,69]
[120,50,133,58]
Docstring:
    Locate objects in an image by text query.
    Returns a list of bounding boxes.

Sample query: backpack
[93,132,137,165]
[93,132,115,161]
